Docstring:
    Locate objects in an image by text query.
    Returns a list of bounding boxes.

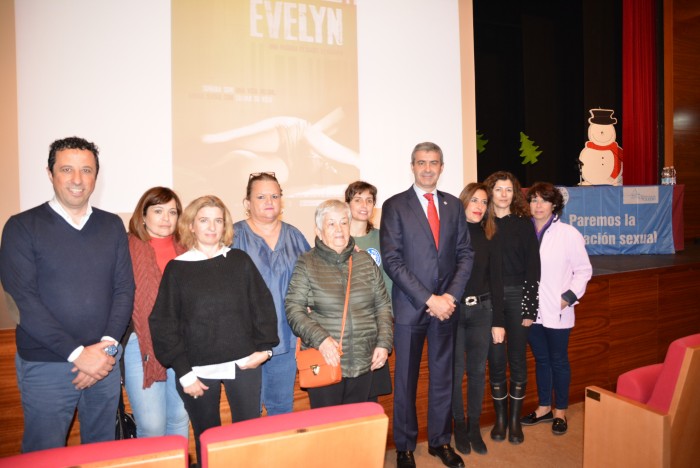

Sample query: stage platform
[591,241,700,276]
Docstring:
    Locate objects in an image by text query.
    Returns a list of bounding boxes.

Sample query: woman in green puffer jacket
[285,199,393,408]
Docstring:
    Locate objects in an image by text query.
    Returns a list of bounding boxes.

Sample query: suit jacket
[380,186,474,325]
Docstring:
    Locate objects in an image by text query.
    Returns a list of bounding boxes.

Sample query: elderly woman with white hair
[285,199,393,408]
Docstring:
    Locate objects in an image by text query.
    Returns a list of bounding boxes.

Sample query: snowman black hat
[588,108,617,125]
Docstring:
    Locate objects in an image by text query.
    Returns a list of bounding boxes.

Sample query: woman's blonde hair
[178,195,234,249]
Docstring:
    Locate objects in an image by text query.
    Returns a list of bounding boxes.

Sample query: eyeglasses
[249,172,276,179]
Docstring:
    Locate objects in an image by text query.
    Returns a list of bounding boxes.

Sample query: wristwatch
[104,345,118,357]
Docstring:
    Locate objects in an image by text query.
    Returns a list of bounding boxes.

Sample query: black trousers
[307,371,372,409]
[452,300,492,421]
[488,285,530,384]
[177,366,262,464]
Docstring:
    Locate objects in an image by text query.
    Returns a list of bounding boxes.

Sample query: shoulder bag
[296,256,352,388]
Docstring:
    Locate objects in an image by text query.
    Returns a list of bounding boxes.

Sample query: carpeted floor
[384,402,583,467]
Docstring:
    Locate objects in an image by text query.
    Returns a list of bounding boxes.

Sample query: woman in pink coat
[521,182,592,436]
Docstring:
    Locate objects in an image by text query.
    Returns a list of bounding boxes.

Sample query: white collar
[413,184,438,199]
[48,197,93,230]
[176,246,231,261]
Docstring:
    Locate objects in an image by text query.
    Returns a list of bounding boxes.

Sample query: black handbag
[115,384,137,440]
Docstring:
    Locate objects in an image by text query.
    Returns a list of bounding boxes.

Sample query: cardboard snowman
[579,108,623,186]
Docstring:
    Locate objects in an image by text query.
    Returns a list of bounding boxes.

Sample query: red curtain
[622,0,658,185]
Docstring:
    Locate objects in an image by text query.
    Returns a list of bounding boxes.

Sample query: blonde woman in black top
[150,195,278,464]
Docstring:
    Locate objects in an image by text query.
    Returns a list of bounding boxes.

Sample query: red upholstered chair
[616,334,700,412]
[0,435,189,468]
[583,333,700,468]
[614,362,663,404]
[200,402,388,468]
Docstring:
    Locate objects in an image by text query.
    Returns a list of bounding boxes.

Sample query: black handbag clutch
[115,385,137,440]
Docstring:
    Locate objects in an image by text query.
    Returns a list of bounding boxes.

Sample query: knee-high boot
[508,381,526,444]
[489,382,507,441]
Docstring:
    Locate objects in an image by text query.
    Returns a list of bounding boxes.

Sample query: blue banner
[559,186,675,255]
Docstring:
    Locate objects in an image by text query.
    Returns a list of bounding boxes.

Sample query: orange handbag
[296,257,352,388]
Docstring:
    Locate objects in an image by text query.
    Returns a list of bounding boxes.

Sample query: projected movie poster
[172,0,359,225]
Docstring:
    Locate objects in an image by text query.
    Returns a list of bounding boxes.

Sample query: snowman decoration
[579,108,623,186]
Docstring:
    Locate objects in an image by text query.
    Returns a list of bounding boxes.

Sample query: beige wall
[0,0,20,230]
[0,0,19,329]
[460,0,477,184]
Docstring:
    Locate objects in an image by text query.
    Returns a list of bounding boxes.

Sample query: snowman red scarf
[586,141,623,179]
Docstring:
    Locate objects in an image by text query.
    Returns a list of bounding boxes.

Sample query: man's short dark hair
[48,137,100,175]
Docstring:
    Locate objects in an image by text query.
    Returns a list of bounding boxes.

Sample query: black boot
[508,381,526,444]
[467,417,487,455]
[490,382,507,441]
[453,419,470,455]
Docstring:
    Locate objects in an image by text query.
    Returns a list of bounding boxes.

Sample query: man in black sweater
[0,136,135,452]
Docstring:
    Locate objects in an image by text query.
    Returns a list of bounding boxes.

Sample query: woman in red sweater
[124,187,189,439]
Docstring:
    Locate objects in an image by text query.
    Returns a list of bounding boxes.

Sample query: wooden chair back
[200,402,388,468]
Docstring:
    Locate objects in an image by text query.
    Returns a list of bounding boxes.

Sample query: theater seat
[200,402,388,468]
[615,362,663,404]
[583,333,700,468]
[0,435,188,468]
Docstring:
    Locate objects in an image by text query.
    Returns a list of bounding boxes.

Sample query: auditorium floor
[383,402,584,468]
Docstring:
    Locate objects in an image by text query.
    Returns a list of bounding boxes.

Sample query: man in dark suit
[381,142,473,468]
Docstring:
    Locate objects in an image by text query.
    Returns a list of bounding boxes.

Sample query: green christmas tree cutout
[476,131,488,154]
[519,132,541,165]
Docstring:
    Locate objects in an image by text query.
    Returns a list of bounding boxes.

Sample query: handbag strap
[337,256,352,354]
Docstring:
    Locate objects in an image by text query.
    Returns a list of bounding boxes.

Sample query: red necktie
[424,193,440,249]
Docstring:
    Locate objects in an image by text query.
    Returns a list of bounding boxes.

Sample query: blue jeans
[123,333,189,438]
[488,285,530,385]
[261,348,296,415]
[528,324,571,409]
[15,350,121,453]
[452,300,492,421]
